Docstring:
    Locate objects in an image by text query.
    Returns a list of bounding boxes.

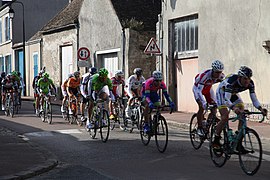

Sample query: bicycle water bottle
[227,129,234,142]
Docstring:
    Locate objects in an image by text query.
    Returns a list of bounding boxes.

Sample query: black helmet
[238,66,253,78]
[133,68,143,76]
[1,72,6,78]
[89,67,97,75]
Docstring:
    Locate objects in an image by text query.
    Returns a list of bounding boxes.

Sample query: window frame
[173,14,198,59]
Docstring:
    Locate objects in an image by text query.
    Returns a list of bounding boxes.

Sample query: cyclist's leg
[80,96,87,121]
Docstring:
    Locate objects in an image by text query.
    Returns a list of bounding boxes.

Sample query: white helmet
[115,70,124,77]
[211,60,224,71]
[152,70,163,81]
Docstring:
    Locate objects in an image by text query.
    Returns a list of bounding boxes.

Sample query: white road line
[54,129,83,134]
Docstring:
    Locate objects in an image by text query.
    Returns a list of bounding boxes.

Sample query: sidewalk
[0,97,269,179]
[0,126,58,180]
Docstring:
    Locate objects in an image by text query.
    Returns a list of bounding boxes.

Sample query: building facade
[161,0,270,112]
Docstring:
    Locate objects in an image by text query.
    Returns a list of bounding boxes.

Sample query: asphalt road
[1,101,270,179]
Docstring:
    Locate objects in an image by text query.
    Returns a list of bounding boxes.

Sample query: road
[0,101,270,179]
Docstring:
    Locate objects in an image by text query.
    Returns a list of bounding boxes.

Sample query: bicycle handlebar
[231,111,267,123]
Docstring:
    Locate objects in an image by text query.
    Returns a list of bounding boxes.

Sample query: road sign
[78,47,90,60]
[144,38,161,54]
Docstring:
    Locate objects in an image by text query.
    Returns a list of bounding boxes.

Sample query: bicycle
[110,96,128,130]
[189,104,218,149]
[13,91,20,114]
[140,105,172,153]
[209,110,266,176]
[39,93,55,124]
[124,97,144,133]
[88,98,110,143]
[4,91,14,117]
[67,96,79,125]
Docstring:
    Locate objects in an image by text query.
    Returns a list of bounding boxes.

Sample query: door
[175,58,198,112]
[61,46,73,82]
[33,53,38,77]
[100,53,118,78]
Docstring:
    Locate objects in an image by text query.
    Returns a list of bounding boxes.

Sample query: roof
[111,0,161,31]
[41,0,83,33]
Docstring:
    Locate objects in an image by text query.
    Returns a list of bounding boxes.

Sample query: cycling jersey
[67,77,80,89]
[90,74,113,92]
[80,72,92,98]
[111,76,125,97]
[216,74,261,109]
[125,75,145,98]
[37,78,54,95]
[142,77,172,104]
[193,69,224,105]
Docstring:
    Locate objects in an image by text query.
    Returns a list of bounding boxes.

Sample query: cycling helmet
[68,73,73,78]
[89,67,97,75]
[99,68,109,77]
[152,70,163,81]
[133,68,143,76]
[43,72,49,78]
[1,72,6,78]
[7,73,12,77]
[211,60,224,71]
[18,72,21,76]
[12,70,18,76]
[73,71,80,77]
[238,66,252,78]
[115,70,124,77]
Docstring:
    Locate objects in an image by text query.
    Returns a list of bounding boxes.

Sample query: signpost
[144,37,161,54]
[77,47,90,67]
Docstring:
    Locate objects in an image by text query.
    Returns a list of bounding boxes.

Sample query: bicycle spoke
[189,114,203,150]
[239,128,262,176]
[155,116,168,153]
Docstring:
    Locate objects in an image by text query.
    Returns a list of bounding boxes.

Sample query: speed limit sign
[78,47,90,60]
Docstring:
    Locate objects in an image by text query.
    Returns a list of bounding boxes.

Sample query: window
[0,19,2,44]
[33,53,38,77]
[0,56,4,72]
[174,14,198,58]
[5,16,10,41]
[5,55,11,73]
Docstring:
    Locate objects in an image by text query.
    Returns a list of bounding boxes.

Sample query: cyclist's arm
[250,92,261,109]
[194,83,207,105]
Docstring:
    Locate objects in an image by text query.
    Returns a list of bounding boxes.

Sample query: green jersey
[37,78,54,94]
[91,74,112,92]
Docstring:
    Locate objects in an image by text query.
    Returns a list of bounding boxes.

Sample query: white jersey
[80,72,91,98]
[125,75,145,98]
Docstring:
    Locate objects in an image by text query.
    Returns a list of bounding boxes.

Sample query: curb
[167,120,189,130]
[0,133,58,180]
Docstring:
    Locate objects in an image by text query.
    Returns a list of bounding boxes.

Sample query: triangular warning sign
[144,38,161,54]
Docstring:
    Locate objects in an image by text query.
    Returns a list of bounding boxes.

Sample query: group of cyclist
[0,70,24,112]
[192,60,268,150]
[57,66,175,133]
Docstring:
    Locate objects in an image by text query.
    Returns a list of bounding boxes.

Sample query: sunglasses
[214,71,222,74]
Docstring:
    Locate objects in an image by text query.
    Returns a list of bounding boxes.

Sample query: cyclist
[109,70,125,120]
[32,70,44,114]
[212,66,268,150]
[192,60,225,136]
[1,73,18,110]
[141,70,175,133]
[17,72,24,105]
[67,71,81,115]
[37,72,56,113]
[125,68,145,118]
[80,67,97,122]
[86,68,115,129]
[61,73,73,113]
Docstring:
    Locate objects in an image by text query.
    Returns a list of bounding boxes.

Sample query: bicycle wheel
[100,109,110,143]
[41,103,46,122]
[9,100,14,118]
[47,103,52,124]
[140,118,151,145]
[189,114,204,150]
[238,128,262,176]
[209,126,229,167]
[155,115,168,153]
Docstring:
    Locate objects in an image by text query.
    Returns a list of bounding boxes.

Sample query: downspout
[75,19,80,71]
[122,28,126,77]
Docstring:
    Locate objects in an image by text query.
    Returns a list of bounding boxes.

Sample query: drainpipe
[122,28,126,77]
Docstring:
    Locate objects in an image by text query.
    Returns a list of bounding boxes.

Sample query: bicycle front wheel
[100,110,110,143]
[47,103,52,124]
[238,128,262,176]
[189,114,204,150]
[155,115,168,153]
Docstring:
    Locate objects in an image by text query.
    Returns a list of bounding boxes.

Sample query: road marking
[24,131,54,137]
[55,129,83,134]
